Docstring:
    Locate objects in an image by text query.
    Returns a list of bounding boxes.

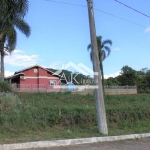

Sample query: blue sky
[5,0,150,78]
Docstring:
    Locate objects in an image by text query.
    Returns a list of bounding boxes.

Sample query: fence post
[136,85,137,94]
[45,84,47,92]
[85,84,86,91]
[117,85,118,94]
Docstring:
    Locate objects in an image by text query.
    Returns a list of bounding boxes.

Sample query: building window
[50,80,56,86]
[34,68,38,73]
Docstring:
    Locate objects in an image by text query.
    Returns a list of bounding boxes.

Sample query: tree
[87,36,112,91]
[0,0,29,39]
[0,0,30,80]
[136,68,150,92]
[117,66,137,86]
[104,77,119,86]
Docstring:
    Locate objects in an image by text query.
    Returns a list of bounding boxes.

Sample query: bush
[138,88,150,93]
[0,81,12,92]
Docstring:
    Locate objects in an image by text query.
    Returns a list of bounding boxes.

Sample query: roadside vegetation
[0,87,150,144]
[105,66,150,93]
[0,0,149,144]
[0,81,12,92]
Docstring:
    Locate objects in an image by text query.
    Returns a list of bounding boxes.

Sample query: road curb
[1,133,150,150]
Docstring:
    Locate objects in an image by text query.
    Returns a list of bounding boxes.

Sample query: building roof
[5,64,60,80]
[5,72,24,80]
[14,64,54,74]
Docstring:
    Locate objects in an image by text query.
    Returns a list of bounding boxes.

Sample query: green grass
[0,92,150,144]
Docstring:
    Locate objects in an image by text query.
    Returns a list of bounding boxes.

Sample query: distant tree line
[104,65,150,93]
[47,65,150,93]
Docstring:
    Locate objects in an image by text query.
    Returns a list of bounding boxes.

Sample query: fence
[104,85,137,95]
[12,84,62,92]
[12,84,137,94]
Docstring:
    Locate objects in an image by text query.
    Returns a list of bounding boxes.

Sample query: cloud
[4,50,39,67]
[5,70,14,77]
[145,27,150,33]
[12,50,22,54]
[113,48,121,51]
[104,71,120,79]
[49,61,64,69]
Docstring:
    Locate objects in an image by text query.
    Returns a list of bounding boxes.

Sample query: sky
[4,0,150,78]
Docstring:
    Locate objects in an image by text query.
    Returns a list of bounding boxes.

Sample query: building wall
[19,66,60,86]
[47,71,60,85]
[23,67,38,76]
[20,67,39,85]
[38,67,47,85]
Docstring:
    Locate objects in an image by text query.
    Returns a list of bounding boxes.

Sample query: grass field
[0,92,150,144]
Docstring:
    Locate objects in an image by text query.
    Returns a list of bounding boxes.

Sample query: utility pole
[86,0,108,134]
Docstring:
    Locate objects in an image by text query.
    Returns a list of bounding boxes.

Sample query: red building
[5,65,61,92]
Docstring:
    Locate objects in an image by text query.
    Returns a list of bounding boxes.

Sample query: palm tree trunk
[100,59,105,95]
[0,34,3,41]
[0,40,5,81]
[1,51,4,81]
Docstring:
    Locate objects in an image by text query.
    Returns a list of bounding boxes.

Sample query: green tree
[0,0,30,80]
[104,77,119,86]
[137,69,150,93]
[87,36,112,91]
[117,66,137,86]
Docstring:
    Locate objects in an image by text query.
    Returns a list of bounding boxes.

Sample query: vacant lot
[0,92,150,144]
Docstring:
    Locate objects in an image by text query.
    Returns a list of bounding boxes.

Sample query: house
[5,65,61,92]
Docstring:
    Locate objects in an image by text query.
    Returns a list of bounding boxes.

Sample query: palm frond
[6,26,17,52]
[15,0,29,17]
[102,50,106,61]
[87,44,91,51]
[13,18,31,37]
[102,39,112,47]
[1,0,29,19]
[97,36,102,42]
[103,46,111,57]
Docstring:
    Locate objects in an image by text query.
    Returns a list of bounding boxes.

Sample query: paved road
[23,137,150,150]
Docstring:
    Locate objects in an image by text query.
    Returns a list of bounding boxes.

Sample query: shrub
[138,88,150,93]
[0,81,12,92]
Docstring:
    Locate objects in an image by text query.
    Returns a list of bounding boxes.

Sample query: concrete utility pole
[86,0,108,134]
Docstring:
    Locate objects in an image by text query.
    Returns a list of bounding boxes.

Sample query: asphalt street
[22,137,150,150]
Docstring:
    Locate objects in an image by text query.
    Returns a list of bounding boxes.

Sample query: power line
[46,0,147,28]
[94,8,147,28]
[115,0,150,19]
[46,0,87,8]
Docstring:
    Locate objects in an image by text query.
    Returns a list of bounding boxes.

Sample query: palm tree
[0,0,28,37]
[0,0,30,80]
[87,36,112,92]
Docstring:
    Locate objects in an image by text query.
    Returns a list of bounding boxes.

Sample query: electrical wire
[46,0,87,8]
[46,0,147,28]
[94,8,147,28]
[115,0,150,19]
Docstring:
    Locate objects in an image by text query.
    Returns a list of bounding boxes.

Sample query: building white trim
[21,76,59,79]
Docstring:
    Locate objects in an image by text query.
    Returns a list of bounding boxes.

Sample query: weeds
[0,92,150,143]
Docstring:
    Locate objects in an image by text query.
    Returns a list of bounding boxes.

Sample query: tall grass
[0,81,12,92]
[0,92,150,143]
